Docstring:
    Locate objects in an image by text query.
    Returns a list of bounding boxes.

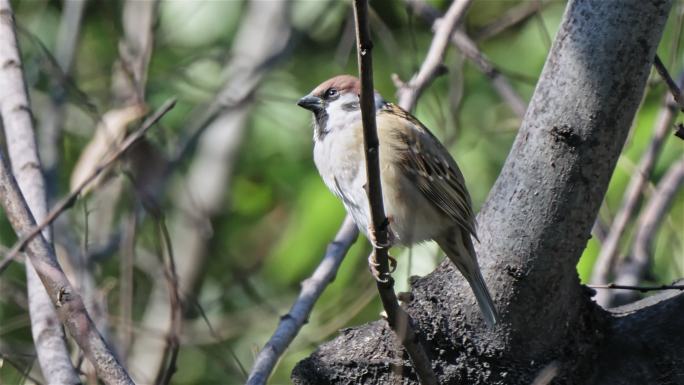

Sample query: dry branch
[0,99,176,274]
[396,0,473,112]
[606,155,684,304]
[591,74,683,306]
[246,216,359,385]
[405,0,527,118]
[0,91,172,385]
[128,1,293,380]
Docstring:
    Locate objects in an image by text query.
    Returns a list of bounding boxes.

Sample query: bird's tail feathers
[438,232,499,327]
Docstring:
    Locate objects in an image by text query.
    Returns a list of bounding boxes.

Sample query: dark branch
[353,1,437,384]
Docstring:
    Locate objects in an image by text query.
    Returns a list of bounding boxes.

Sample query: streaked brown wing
[379,103,477,237]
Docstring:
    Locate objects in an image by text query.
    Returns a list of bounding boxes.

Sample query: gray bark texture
[0,2,81,384]
[292,0,678,384]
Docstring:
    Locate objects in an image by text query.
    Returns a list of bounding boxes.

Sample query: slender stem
[353,1,437,384]
[246,216,359,385]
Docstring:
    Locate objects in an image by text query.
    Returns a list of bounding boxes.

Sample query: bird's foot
[367,218,393,249]
[388,254,397,273]
[367,251,397,282]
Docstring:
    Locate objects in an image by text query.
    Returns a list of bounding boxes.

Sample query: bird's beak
[297,95,323,112]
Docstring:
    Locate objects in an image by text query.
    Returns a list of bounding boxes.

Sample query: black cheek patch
[341,102,360,111]
[315,110,329,138]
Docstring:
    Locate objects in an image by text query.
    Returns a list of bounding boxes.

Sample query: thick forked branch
[354,1,437,384]
[293,1,673,384]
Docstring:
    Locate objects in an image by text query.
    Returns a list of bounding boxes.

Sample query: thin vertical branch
[39,0,87,201]
[353,1,437,384]
[153,217,182,385]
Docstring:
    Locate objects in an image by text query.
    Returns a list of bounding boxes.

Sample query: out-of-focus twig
[0,99,177,274]
[633,155,684,273]
[0,5,140,383]
[591,74,683,306]
[0,152,135,384]
[396,0,473,112]
[607,155,684,305]
[129,1,293,381]
[246,216,359,385]
[114,0,158,103]
[154,217,182,385]
[473,1,546,41]
[38,0,87,201]
[405,0,527,118]
[354,1,437,384]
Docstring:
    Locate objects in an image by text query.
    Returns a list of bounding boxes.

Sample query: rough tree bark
[292,1,678,384]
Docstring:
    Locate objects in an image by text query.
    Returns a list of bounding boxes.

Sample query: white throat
[313,92,386,142]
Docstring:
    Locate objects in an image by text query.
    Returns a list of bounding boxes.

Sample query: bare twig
[606,155,684,304]
[154,217,182,385]
[39,0,87,201]
[0,150,135,384]
[114,0,158,104]
[653,55,684,111]
[0,99,177,274]
[130,1,293,380]
[589,283,684,292]
[354,1,437,384]
[473,1,545,41]
[406,0,527,118]
[118,212,137,360]
[653,55,684,140]
[591,74,683,305]
[633,155,684,273]
[246,216,358,385]
[396,0,473,112]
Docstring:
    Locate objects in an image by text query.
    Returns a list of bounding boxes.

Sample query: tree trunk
[291,0,677,384]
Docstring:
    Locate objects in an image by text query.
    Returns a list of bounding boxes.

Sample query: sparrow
[297,75,499,326]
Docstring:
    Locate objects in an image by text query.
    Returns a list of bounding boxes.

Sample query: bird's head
[298,75,385,141]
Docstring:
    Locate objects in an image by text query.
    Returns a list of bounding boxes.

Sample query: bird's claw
[388,254,397,273]
[367,221,393,250]
[367,251,396,282]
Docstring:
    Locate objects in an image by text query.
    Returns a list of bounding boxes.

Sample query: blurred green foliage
[0,0,682,384]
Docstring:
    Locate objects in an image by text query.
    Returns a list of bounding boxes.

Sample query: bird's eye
[324,88,338,99]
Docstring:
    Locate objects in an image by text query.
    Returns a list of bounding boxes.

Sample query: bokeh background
[0,0,682,384]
